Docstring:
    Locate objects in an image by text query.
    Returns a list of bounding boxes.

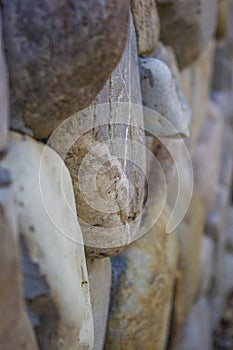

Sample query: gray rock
[2,0,130,138]
[156,0,218,69]
[0,11,9,152]
[0,167,38,350]
[87,258,111,350]
[131,0,160,55]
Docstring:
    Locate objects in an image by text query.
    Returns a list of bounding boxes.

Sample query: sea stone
[2,0,130,138]
[49,15,146,258]
[0,11,8,152]
[87,258,111,350]
[105,206,179,350]
[156,0,218,68]
[0,167,38,350]
[2,132,94,350]
[131,0,160,55]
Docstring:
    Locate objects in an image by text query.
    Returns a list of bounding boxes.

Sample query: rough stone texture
[49,16,146,258]
[175,194,205,320]
[0,167,38,350]
[153,43,191,125]
[198,236,215,296]
[156,0,217,69]
[215,0,228,40]
[131,0,160,56]
[192,101,224,215]
[0,11,9,152]
[2,0,130,138]
[87,258,111,350]
[139,57,190,138]
[2,132,94,350]
[181,42,215,152]
[105,206,179,350]
[174,298,212,350]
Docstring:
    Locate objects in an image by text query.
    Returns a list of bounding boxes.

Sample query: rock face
[0,167,38,350]
[105,206,179,350]
[181,42,214,151]
[87,258,111,350]
[0,11,9,152]
[192,101,224,215]
[139,57,189,138]
[49,15,146,258]
[156,0,217,68]
[2,0,130,138]
[131,0,160,55]
[2,132,94,350]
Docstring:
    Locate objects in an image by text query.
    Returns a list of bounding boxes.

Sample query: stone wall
[0,1,233,349]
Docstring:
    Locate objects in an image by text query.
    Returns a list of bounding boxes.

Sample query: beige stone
[0,167,38,350]
[2,132,94,350]
[49,15,146,258]
[192,101,224,215]
[2,0,130,138]
[105,206,179,350]
[156,0,217,69]
[139,57,190,138]
[87,258,111,350]
[181,42,215,152]
[0,11,8,152]
[131,0,160,56]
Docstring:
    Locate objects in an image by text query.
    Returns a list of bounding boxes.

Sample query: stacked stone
[0,1,233,350]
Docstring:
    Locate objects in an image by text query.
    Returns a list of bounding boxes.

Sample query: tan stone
[105,206,179,350]
[156,0,217,69]
[181,42,215,152]
[0,11,8,152]
[2,0,130,138]
[192,101,224,215]
[49,15,146,258]
[87,258,111,350]
[2,132,94,350]
[131,0,160,56]
[0,167,38,350]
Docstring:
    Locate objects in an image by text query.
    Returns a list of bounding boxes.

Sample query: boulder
[181,42,215,152]
[2,132,94,350]
[131,0,160,55]
[0,11,8,152]
[139,57,189,138]
[49,15,146,258]
[156,0,217,69]
[2,0,130,138]
[105,206,179,350]
[192,101,224,215]
[0,167,38,350]
[87,258,111,350]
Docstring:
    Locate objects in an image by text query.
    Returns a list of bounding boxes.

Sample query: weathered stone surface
[181,42,215,151]
[139,57,190,138]
[174,298,212,350]
[192,101,224,215]
[2,132,94,350]
[87,258,111,350]
[0,11,8,152]
[105,206,179,350]
[198,236,215,296]
[215,0,228,40]
[0,167,38,350]
[156,0,217,69]
[2,0,130,138]
[131,0,160,56]
[153,43,191,125]
[175,194,205,319]
[50,16,146,258]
